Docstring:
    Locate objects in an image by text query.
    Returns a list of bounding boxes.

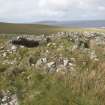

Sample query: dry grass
[0,29,105,105]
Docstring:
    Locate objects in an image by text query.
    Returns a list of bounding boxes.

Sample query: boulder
[11,45,17,52]
[63,59,70,67]
[36,58,47,67]
[47,62,56,72]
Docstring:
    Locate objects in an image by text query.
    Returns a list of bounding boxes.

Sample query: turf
[0,23,105,35]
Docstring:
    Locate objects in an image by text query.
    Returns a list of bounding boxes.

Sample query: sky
[0,0,105,23]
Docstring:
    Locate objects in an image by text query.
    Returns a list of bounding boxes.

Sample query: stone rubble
[1,31,105,72]
[36,58,47,67]
[1,31,105,105]
[35,56,76,73]
[0,91,18,105]
[8,31,105,50]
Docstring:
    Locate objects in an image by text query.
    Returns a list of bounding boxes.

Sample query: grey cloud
[0,0,105,22]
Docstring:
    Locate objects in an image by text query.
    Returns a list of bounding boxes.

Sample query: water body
[37,20,105,28]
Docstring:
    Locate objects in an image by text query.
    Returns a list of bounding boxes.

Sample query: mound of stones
[0,90,18,105]
[30,56,76,74]
[10,31,105,49]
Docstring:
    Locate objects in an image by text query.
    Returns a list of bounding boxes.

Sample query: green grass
[0,23,105,35]
[0,27,105,105]
[0,23,61,34]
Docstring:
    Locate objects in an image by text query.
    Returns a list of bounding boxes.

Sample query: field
[0,23,105,35]
[0,23,105,105]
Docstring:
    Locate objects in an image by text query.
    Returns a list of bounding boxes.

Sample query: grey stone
[11,45,17,51]
[36,58,47,67]
[47,62,56,68]
[0,91,18,105]
[63,59,69,67]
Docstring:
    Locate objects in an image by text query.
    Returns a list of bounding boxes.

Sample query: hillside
[0,22,105,35]
[0,30,105,105]
[0,23,60,34]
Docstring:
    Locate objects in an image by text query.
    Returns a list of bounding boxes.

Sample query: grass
[0,23,105,35]
[0,27,105,105]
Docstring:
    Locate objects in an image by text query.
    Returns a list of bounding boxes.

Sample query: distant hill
[0,21,105,34]
[36,20,105,28]
[0,22,60,34]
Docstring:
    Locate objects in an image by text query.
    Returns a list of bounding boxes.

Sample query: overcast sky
[0,0,105,23]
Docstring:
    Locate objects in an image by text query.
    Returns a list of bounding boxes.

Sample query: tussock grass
[0,29,105,105]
